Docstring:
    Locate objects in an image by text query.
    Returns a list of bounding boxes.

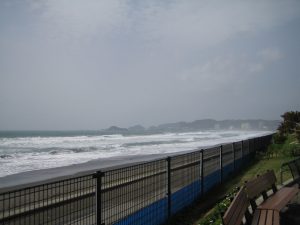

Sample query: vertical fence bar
[248,139,250,158]
[93,171,104,225]
[220,145,223,183]
[166,156,171,218]
[241,140,244,160]
[232,143,236,171]
[200,150,204,196]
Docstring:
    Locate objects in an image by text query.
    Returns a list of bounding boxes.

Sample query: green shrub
[296,124,300,142]
[273,132,286,144]
[282,142,300,156]
[198,187,239,225]
[267,134,300,157]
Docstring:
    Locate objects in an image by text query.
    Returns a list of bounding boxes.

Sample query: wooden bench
[222,186,252,225]
[258,187,298,211]
[245,170,298,225]
[222,187,278,225]
[223,170,298,225]
[251,209,280,225]
[244,170,278,210]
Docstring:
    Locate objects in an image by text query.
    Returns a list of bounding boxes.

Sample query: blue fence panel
[235,157,243,169]
[203,169,221,193]
[222,162,234,180]
[170,152,201,215]
[114,198,168,225]
[171,180,201,214]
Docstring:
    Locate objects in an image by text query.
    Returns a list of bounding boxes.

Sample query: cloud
[26,0,300,47]
[259,48,283,62]
[137,0,300,51]
[177,47,284,91]
[29,0,129,41]
[248,48,284,73]
[0,0,299,129]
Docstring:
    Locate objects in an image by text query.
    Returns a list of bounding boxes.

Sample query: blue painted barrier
[171,180,201,214]
[203,170,221,193]
[114,197,168,225]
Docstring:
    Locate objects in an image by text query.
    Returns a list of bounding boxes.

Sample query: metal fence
[0,134,273,225]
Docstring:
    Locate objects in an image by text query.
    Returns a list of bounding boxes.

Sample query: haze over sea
[0,130,271,178]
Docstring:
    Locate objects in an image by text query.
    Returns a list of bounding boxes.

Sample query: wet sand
[0,151,188,192]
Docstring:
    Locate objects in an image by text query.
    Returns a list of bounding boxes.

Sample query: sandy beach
[0,152,184,192]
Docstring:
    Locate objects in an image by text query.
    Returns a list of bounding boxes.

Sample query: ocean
[0,130,271,178]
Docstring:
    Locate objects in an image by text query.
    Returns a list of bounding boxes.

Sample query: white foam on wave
[0,130,271,177]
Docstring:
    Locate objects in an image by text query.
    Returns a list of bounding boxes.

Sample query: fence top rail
[0,134,274,195]
[0,173,93,195]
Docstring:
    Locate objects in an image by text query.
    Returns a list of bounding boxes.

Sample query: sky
[0,0,300,130]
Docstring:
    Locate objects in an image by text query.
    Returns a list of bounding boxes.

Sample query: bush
[267,134,300,157]
[278,134,300,157]
[278,111,300,135]
[296,124,300,142]
[273,132,286,144]
[266,144,281,158]
[282,142,300,157]
[198,187,239,225]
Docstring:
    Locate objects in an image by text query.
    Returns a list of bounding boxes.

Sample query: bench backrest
[244,170,276,199]
[288,160,300,180]
[244,170,277,210]
[223,186,250,225]
[296,158,300,168]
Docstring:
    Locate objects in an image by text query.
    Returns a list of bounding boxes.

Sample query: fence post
[166,157,171,218]
[232,143,236,171]
[200,150,204,196]
[220,145,223,183]
[248,139,250,157]
[241,140,244,159]
[93,171,104,225]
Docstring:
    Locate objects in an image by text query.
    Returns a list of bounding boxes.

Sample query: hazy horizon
[0,118,279,132]
[1,0,300,130]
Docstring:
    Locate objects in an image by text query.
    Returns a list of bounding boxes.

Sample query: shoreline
[0,151,185,192]
[0,134,273,225]
[0,132,272,192]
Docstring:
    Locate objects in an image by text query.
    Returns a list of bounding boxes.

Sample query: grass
[267,134,300,158]
[165,155,295,225]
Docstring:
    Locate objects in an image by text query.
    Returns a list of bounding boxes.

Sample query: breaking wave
[0,130,271,177]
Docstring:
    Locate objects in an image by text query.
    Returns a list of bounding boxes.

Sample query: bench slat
[252,209,280,225]
[258,187,298,211]
[251,210,260,225]
[266,210,273,225]
[223,187,249,225]
[288,161,300,180]
[258,210,267,225]
[273,211,280,225]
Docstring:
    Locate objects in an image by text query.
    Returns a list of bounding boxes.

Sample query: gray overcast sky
[0,0,300,130]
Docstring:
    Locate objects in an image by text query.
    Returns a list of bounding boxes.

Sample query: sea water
[0,130,270,177]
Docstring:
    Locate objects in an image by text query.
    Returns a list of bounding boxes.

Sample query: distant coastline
[0,119,279,138]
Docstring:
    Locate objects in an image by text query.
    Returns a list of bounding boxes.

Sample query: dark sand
[0,151,188,192]
[0,140,229,192]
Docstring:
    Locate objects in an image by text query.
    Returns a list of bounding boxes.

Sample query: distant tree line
[266,111,300,157]
[276,111,300,143]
